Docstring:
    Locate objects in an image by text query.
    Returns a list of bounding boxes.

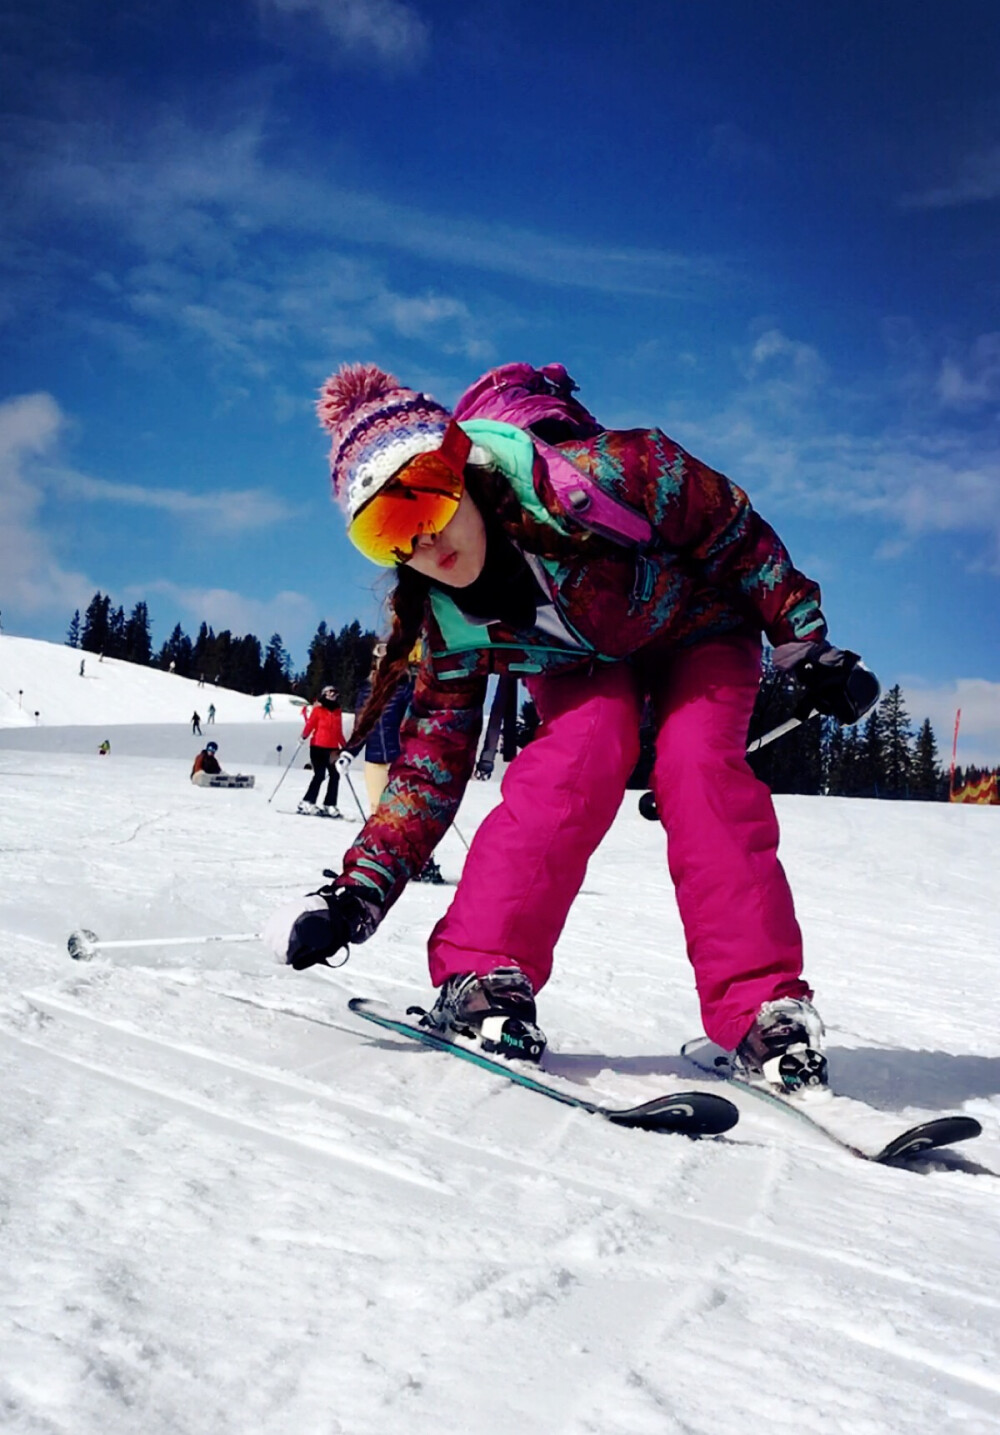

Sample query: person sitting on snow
[191,741,223,785]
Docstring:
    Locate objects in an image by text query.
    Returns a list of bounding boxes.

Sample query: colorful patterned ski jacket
[337,419,826,913]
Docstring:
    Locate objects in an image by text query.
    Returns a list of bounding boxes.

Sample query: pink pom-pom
[317,363,400,432]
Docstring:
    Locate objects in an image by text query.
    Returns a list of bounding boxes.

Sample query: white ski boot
[415,967,547,1064]
[735,998,828,1094]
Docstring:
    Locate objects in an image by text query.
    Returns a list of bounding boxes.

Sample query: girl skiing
[266,364,878,1091]
[298,687,346,817]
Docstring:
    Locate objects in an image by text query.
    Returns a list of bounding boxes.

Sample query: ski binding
[682,1037,982,1165]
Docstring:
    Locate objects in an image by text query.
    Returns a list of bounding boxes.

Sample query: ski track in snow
[1,660,999,1435]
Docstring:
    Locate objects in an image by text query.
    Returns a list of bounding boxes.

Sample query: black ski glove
[264,887,379,970]
[774,641,881,725]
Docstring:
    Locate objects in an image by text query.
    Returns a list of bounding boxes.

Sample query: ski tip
[876,1115,983,1164]
[612,1091,740,1136]
[67,928,99,961]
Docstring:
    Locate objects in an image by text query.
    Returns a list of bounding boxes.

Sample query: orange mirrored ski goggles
[347,422,472,567]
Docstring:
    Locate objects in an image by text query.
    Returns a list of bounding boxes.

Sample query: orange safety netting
[950,772,999,805]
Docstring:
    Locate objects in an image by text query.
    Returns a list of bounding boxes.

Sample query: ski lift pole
[268,738,304,804]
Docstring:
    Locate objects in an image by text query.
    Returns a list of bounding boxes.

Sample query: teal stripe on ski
[349,999,740,1135]
[349,998,605,1111]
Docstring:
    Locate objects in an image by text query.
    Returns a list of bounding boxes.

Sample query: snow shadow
[823,1046,1000,1112]
[545,1047,1000,1112]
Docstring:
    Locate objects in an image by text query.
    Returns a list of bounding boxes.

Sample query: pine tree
[858,705,888,797]
[233,634,263,693]
[124,602,153,665]
[332,621,366,707]
[304,621,331,698]
[826,722,866,796]
[158,622,194,676]
[210,630,233,687]
[262,633,292,692]
[80,592,111,654]
[107,605,127,659]
[66,610,81,648]
[912,718,944,801]
[880,685,913,799]
[192,622,212,680]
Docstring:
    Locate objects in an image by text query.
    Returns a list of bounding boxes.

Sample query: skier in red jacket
[298,687,346,817]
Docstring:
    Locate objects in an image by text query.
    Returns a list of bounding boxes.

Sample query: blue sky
[1,0,998,761]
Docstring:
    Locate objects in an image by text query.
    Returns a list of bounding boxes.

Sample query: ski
[681,1037,982,1165]
[349,999,738,1137]
[282,807,346,818]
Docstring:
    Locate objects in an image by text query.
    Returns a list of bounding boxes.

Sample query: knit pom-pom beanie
[317,362,451,519]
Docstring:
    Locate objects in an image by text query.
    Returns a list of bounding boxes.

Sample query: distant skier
[191,740,222,785]
[263,695,274,719]
[297,687,345,817]
[352,641,402,813]
[207,703,216,724]
[98,739,110,756]
[266,362,880,1086]
[191,711,202,735]
[79,659,85,677]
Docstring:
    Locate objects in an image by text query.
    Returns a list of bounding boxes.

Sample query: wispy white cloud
[0,388,299,639]
[0,100,729,419]
[899,144,1000,209]
[141,579,318,651]
[668,329,1000,574]
[0,393,93,616]
[743,328,828,414]
[260,0,430,68]
[898,677,1000,768]
[52,471,298,533]
[0,394,315,648]
[4,110,724,306]
[937,333,1000,410]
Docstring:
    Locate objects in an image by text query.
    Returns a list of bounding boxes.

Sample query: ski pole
[268,738,304,803]
[68,929,260,961]
[341,767,368,823]
[744,708,819,755]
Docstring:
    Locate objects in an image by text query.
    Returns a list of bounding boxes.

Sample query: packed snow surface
[1,640,998,1435]
[0,635,305,729]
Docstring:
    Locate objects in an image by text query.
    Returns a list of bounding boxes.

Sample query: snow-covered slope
[0,634,305,728]
[1,642,998,1435]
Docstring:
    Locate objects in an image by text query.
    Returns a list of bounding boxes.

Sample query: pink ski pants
[428,634,810,1050]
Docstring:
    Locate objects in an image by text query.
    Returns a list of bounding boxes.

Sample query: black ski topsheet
[681,1038,982,1165]
[349,999,738,1137]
